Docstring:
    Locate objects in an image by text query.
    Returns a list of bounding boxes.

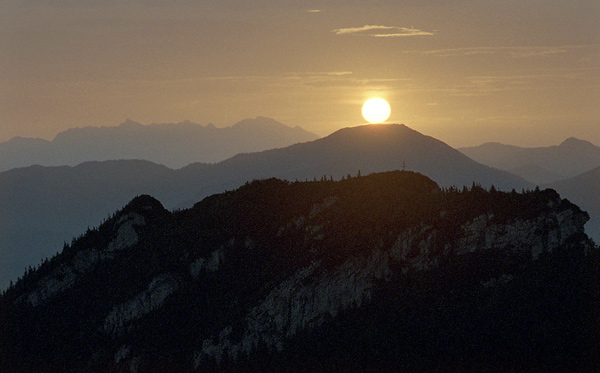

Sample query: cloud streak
[333,25,434,37]
[404,44,600,58]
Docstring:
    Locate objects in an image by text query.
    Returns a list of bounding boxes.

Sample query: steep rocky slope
[0,171,597,371]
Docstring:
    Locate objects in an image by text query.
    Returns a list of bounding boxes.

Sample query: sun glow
[362,98,391,124]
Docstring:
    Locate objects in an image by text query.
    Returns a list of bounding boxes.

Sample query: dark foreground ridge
[1,171,598,371]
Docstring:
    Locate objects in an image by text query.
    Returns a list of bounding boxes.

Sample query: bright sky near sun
[1,1,599,147]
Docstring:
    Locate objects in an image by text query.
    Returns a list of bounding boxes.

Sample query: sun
[362,98,391,124]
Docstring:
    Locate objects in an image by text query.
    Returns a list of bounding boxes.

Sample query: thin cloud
[333,25,396,35]
[333,25,434,37]
[406,44,600,58]
[468,70,596,88]
[282,71,354,88]
[284,71,353,77]
[372,28,435,37]
[428,70,596,98]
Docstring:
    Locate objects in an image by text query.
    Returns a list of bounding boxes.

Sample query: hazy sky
[2,0,599,147]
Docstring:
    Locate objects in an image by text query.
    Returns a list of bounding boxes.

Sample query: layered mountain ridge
[460,137,600,184]
[0,117,318,171]
[459,137,600,241]
[0,124,532,289]
[1,171,597,371]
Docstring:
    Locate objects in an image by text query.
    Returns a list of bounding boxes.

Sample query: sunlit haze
[2,1,599,147]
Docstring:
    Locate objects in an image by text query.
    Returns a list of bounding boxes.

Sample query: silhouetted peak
[324,123,435,147]
[120,195,166,216]
[119,119,143,128]
[559,137,596,149]
[232,117,289,130]
[5,136,50,145]
[109,195,172,239]
[330,123,411,136]
[474,142,520,149]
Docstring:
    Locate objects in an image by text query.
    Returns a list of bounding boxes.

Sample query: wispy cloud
[181,71,357,89]
[435,69,598,97]
[333,25,434,37]
[405,44,600,58]
[281,71,355,88]
[372,28,435,38]
[333,25,395,35]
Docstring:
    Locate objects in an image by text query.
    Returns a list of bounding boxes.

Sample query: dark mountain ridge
[1,171,597,371]
[0,117,319,171]
[0,124,532,289]
[460,137,600,184]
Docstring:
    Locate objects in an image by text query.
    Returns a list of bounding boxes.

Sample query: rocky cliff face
[0,172,597,371]
[196,197,592,366]
[16,211,147,308]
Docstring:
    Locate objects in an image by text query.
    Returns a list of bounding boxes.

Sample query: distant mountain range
[459,138,600,242]
[0,124,532,289]
[459,138,600,184]
[0,117,319,171]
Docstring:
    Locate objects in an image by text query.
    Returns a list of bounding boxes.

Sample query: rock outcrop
[196,196,592,365]
[104,274,180,335]
[16,211,148,307]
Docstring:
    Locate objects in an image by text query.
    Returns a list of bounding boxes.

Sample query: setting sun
[362,98,391,124]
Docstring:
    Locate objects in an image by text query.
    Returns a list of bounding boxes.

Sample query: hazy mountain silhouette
[0,161,177,289]
[459,138,600,184]
[0,117,318,171]
[176,124,531,206]
[548,166,600,241]
[0,124,532,289]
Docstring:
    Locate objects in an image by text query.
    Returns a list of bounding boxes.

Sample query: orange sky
[2,1,599,147]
